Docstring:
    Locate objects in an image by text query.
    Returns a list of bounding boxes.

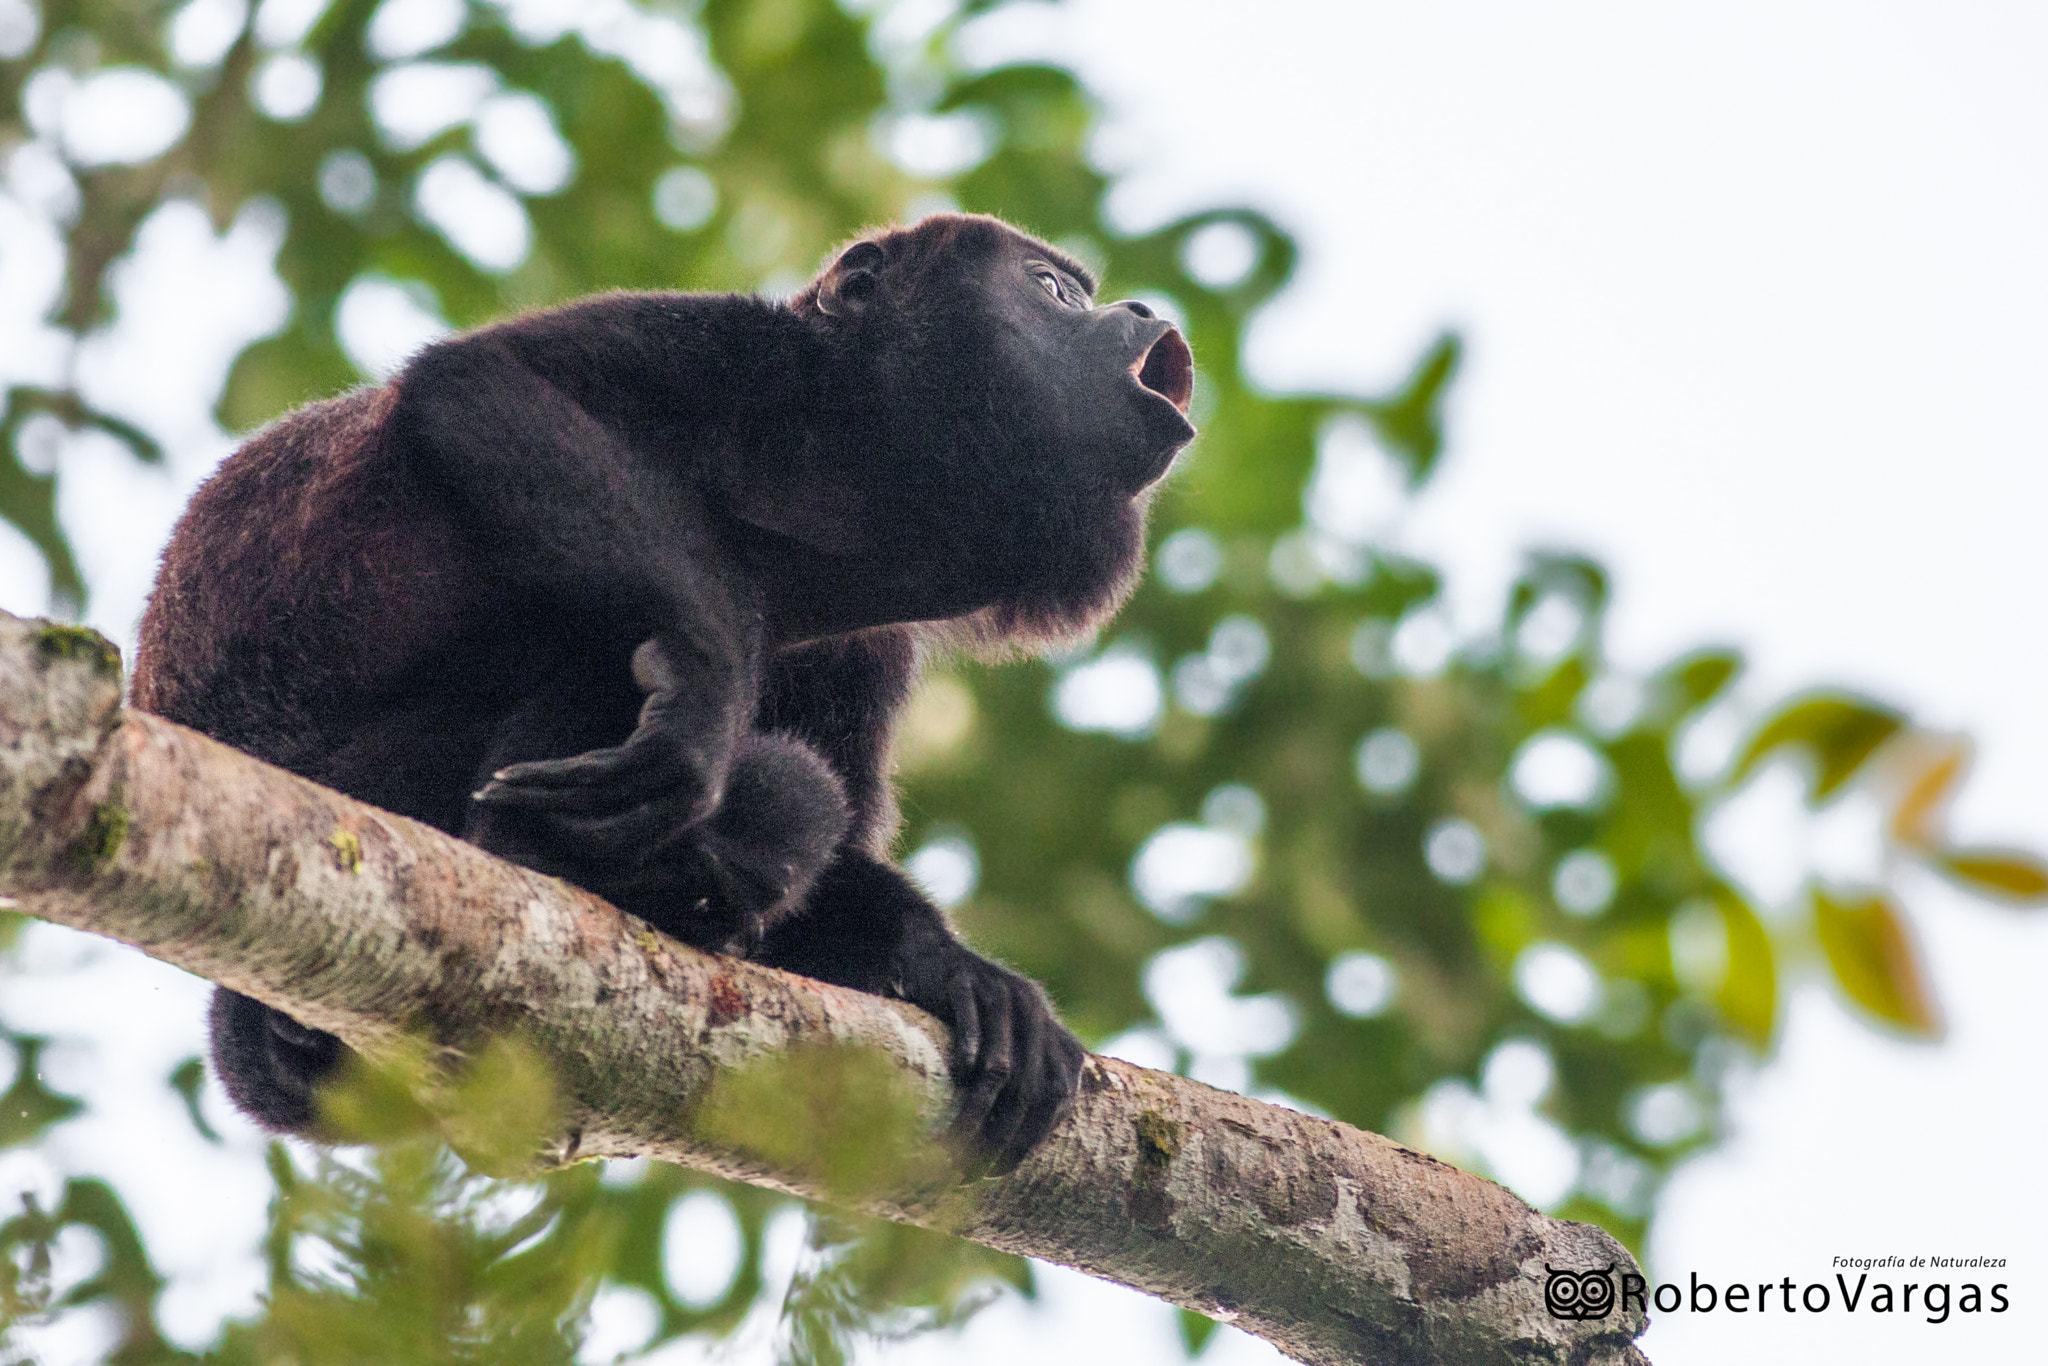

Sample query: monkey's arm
[388,321,771,850]
[757,854,1086,1167]
[749,633,1084,1161]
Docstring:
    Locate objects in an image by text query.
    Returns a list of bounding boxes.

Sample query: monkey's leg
[474,728,849,956]
[468,643,850,953]
[207,989,346,1136]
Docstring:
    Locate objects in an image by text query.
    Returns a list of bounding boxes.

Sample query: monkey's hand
[902,941,1087,1169]
[756,857,1086,1167]
[471,639,740,857]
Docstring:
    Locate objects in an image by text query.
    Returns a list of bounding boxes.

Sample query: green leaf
[1507,552,1610,631]
[1887,737,1968,848]
[1934,850,2048,906]
[0,1178,172,1356]
[1731,694,1904,798]
[0,1037,85,1147]
[169,1057,223,1144]
[1646,649,1743,726]
[1178,1306,1223,1355]
[782,1214,1028,1366]
[1812,889,1941,1036]
[1714,892,1777,1047]
[0,421,85,610]
[1363,331,1460,486]
[694,1043,944,1201]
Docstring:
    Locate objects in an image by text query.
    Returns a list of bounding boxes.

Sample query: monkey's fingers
[1003,1028,1084,1167]
[535,791,719,855]
[945,971,983,1078]
[976,986,1046,1160]
[978,993,1084,1167]
[474,748,636,809]
[475,731,708,812]
[948,987,1016,1156]
[945,964,1031,1150]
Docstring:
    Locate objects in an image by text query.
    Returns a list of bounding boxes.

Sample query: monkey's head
[779,214,1196,647]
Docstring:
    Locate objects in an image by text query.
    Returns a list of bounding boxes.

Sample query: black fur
[134,213,1196,1164]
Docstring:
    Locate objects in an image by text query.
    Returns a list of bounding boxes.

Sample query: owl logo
[1544,1264,1617,1320]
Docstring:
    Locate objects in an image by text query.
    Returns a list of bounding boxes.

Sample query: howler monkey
[132,212,1196,1165]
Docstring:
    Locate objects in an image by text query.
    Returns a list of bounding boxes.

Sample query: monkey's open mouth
[1133,327,1194,414]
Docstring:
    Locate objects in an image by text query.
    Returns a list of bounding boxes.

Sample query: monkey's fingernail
[471,789,490,801]
[492,768,515,781]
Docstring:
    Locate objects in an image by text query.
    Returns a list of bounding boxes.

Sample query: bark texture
[0,611,1650,1366]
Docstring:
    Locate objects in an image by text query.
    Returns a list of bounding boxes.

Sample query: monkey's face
[807,215,1196,495]
[793,214,1198,638]
[984,236,1196,495]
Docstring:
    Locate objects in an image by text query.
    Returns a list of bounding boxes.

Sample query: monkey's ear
[817,240,885,317]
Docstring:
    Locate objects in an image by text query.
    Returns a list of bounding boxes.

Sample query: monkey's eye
[1033,269,1068,305]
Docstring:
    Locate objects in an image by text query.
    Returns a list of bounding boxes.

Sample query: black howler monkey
[132,212,1196,1165]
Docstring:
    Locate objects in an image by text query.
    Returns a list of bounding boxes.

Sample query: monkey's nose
[1117,299,1156,320]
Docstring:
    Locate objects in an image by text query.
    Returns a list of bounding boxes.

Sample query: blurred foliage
[4,0,2047,1361]
[696,1044,949,1203]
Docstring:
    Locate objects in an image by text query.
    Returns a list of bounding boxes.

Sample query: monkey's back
[134,384,497,826]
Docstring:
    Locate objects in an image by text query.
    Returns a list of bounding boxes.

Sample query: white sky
[4,2,2047,1363]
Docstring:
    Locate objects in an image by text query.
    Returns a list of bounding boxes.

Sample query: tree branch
[0,610,1649,1366]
